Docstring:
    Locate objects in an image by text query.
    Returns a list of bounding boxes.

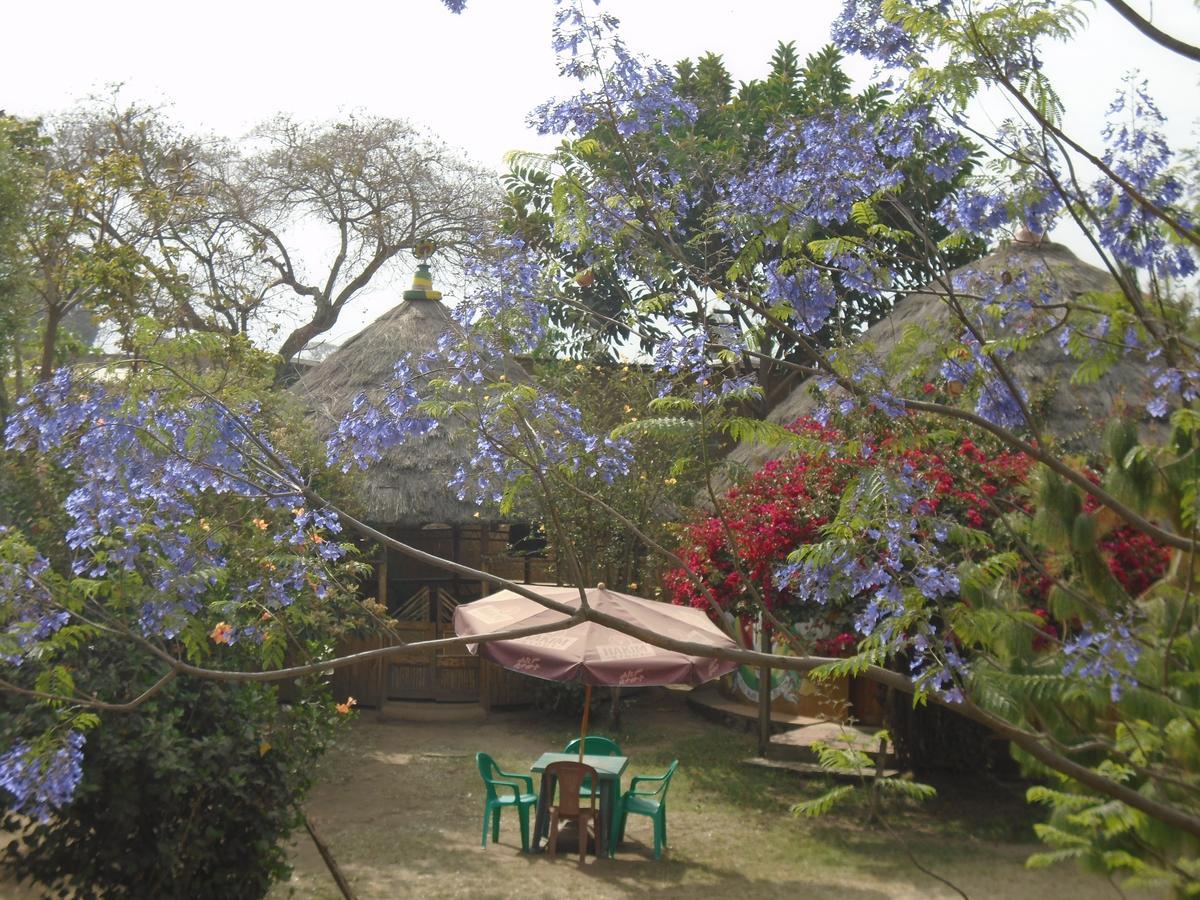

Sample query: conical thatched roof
[294,298,509,528]
[723,238,1154,480]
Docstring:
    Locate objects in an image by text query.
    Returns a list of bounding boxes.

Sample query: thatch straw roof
[294,297,514,528]
[723,238,1154,481]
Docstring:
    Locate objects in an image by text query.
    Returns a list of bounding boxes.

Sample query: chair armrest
[627,786,664,798]
[628,769,673,797]
[487,778,526,798]
[496,770,534,792]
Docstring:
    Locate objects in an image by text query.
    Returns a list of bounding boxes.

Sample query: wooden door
[387,586,480,701]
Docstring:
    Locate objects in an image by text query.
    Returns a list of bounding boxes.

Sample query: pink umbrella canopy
[452,584,739,687]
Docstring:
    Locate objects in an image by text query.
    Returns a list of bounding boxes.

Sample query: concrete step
[743,756,900,781]
[374,700,486,723]
[768,721,893,765]
[686,683,825,731]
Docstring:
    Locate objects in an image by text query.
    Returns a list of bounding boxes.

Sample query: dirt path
[270,689,1140,900]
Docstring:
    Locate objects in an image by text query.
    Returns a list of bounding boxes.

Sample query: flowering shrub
[667,417,1024,635]
[666,416,1171,658]
[1086,493,1174,598]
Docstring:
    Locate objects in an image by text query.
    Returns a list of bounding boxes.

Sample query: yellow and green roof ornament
[403,240,442,301]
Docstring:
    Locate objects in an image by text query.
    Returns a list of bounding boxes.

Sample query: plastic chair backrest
[476,752,500,802]
[562,735,622,756]
[652,763,681,801]
[546,761,597,816]
[658,760,679,800]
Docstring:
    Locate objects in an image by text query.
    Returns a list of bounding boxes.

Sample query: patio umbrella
[453,583,739,760]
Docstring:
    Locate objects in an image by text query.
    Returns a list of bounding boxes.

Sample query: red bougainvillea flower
[665,415,1170,649]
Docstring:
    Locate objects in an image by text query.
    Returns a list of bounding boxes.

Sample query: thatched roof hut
[293,289,498,529]
[724,236,1153,480]
[294,269,548,711]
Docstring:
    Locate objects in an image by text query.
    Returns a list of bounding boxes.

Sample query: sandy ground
[267,690,1142,900]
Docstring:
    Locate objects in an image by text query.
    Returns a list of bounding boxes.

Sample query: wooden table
[530,752,628,857]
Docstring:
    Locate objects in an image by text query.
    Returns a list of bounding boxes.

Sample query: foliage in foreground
[0,336,368,895]
[1,644,336,900]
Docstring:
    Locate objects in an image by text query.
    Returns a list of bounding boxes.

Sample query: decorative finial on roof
[1013,225,1045,245]
[404,241,443,301]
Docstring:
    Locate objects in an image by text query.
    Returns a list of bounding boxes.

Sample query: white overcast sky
[3,0,1198,347]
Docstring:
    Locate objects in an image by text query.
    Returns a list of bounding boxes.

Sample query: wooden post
[478,524,492,711]
[376,545,389,722]
[450,525,462,602]
[757,615,771,757]
[479,523,491,598]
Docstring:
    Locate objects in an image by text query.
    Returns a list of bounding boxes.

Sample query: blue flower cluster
[778,465,970,703]
[5,371,343,638]
[532,2,696,139]
[0,732,85,821]
[719,109,915,234]
[648,315,754,404]
[1094,75,1196,280]
[1145,366,1200,419]
[322,251,632,512]
[832,0,925,70]
[0,541,66,665]
[764,263,838,337]
[1062,621,1141,702]
[456,235,550,354]
[327,358,439,472]
[975,377,1027,430]
[937,187,1013,235]
[449,391,632,506]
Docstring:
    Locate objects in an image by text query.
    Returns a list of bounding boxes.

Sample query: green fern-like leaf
[876,778,937,800]
[790,785,854,818]
[723,417,803,448]
[610,417,698,441]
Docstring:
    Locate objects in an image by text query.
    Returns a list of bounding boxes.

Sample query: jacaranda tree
[439,0,1200,889]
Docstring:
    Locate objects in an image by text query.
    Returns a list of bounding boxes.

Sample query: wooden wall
[333,521,550,709]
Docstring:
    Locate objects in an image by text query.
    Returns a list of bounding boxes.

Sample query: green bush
[1,642,337,899]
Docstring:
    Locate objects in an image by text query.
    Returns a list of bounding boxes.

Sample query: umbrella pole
[578,684,592,763]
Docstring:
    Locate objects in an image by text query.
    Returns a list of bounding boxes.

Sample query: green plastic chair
[562,735,622,756]
[562,736,622,799]
[476,752,537,852]
[615,760,678,859]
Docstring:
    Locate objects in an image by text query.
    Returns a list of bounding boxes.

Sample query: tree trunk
[13,336,23,398]
[274,307,336,380]
[0,348,9,433]
[39,305,61,383]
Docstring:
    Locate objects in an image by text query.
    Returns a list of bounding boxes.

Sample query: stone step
[685,683,825,731]
[768,721,894,765]
[743,756,900,781]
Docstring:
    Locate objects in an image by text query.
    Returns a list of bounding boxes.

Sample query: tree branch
[1102,0,1200,62]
